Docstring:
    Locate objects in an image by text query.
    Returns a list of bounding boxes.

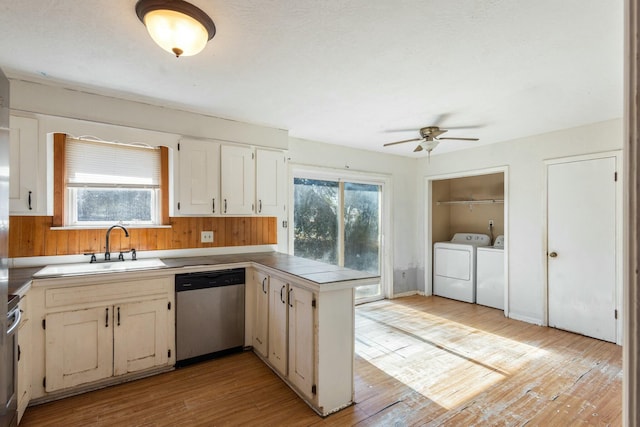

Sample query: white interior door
[547,156,617,342]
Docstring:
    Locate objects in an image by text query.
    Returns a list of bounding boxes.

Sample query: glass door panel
[293,177,384,302]
[293,178,339,264]
[344,183,381,300]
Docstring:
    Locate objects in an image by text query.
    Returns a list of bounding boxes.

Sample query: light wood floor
[21,296,622,426]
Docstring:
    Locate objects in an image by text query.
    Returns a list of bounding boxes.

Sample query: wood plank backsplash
[9,216,278,258]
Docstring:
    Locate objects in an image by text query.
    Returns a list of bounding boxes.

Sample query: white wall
[417,119,623,324]
[9,79,288,149]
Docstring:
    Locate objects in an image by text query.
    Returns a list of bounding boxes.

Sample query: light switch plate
[201,231,214,243]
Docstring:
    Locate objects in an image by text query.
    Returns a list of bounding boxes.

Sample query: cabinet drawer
[45,277,172,309]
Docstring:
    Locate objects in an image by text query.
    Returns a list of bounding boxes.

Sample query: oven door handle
[6,308,22,335]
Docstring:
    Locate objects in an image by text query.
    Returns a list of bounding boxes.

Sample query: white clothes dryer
[476,235,505,310]
[433,233,491,303]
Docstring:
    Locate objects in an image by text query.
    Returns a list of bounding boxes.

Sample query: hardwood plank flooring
[21,296,622,426]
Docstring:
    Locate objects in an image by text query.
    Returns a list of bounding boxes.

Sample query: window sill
[50,225,172,231]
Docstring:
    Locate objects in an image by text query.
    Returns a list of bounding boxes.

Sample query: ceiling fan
[383,126,479,156]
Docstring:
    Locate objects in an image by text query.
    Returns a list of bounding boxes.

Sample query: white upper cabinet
[177,138,220,215]
[221,144,255,215]
[256,149,286,216]
[10,116,42,214]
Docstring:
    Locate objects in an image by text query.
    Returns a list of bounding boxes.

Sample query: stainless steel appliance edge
[0,67,17,427]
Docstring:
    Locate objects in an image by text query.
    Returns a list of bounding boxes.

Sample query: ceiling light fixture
[135,0,216,58]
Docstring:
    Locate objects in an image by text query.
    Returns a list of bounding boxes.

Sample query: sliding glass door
[293,177,383,301]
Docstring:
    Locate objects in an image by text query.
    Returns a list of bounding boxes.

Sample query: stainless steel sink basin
[33,258,167,278]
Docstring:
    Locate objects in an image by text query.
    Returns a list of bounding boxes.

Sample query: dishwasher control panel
[175,268,245,291]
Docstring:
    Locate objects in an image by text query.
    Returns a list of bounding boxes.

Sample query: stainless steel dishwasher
[175,268,245,367]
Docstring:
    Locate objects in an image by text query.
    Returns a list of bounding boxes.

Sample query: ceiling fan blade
[431,112,451,127]
[429,129,447,138]
[383,128,419,133]
[383,137,422,147]
[438,137,479,141]
[413,144,424,152]
[441,125,484,130]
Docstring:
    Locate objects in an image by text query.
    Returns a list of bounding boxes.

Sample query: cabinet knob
[549,251,558,258]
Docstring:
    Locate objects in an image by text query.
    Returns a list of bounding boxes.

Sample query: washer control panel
[450,233,491,246]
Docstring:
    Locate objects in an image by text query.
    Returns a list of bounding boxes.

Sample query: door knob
[549,251,558,258]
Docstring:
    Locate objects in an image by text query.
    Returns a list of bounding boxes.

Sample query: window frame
[53,133,170,228]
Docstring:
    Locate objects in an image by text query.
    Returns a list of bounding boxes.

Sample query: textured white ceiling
[0,1,624,157]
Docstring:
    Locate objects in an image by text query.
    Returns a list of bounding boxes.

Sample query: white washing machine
[476,235,505,310]
[433,233,491,303]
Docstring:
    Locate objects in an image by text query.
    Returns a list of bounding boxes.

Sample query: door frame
[287,164,392,302]
[543,150,623,344]
[424,165,509,315]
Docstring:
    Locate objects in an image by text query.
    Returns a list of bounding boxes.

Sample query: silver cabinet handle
[224,199,227,213]
[6,308,21,335]
[549,251,558,258]
[259,199,262,213]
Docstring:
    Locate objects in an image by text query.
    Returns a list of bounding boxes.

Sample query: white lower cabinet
[113,299,169,376]
[45,306,114,391]
[17,294,31,423]
[31,275,175,400]
[253,270,269,358]
[255,270,317,403]
[268,276,289,376]
[287,285,314,395]
[45,298,170,392]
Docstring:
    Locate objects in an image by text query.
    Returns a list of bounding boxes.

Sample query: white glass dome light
[136,0,216,58]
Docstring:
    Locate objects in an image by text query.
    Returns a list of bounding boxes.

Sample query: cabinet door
[9,116,39,214]
[256,149,285,216]
[287,285,315,397]
[253,271,269,357]
[177,138,220,215]
[221,144,255,214]
[17,303,31,423]
[113,299,169,376]
[268,276,288,375]
[45,306,113,392]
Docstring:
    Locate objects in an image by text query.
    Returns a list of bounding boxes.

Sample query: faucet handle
[118,252,125,261]
[84,253,97,263]
[131,248,137,261]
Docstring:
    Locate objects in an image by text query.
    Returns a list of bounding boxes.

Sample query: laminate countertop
[10,252,379,295]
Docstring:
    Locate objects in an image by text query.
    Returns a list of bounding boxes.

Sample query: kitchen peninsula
[11,251,379,419]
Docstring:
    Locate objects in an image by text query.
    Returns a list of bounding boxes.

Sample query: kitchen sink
[33,258,167,278]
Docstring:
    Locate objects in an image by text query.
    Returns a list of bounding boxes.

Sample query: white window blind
[66,137,161,187]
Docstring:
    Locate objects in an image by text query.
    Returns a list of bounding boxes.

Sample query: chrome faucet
[105,225,129,261]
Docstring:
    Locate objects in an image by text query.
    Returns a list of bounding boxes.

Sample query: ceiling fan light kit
[135,0,216,57]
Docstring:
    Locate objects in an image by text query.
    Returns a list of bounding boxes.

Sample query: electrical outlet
[201,231,214,243]
[489,219,494,227]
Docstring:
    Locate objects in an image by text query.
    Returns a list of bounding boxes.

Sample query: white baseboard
[390,290,426,299]
[508,312,544,326]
